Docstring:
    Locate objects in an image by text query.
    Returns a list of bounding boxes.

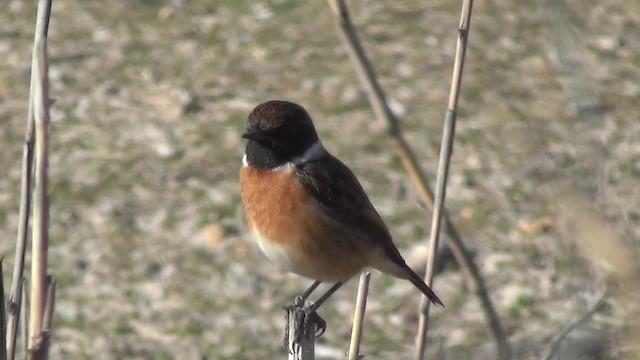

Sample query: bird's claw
[303,305,326,337]
[282,299,327,354]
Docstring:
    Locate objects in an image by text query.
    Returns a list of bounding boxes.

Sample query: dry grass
[0,0,638,359]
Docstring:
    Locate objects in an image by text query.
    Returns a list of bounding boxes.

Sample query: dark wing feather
[296,153,404,264]
[296,152,443,306]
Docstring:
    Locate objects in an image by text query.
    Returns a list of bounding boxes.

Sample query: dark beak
[242,129,272,143]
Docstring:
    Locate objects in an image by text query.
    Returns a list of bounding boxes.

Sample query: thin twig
[325,1,509,359]
[540,291,607,360]
[416,1,479,358]
[6,1,53,359]
[42,277,55,332]
[21,279,28,360]
[28,17,51,351]
[28,278,55,360]
[347,272,371,360]
[1,259,7,360]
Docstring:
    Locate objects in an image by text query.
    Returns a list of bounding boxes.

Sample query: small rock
[199,223,224,248]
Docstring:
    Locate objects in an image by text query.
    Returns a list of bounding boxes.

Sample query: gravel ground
[0,1,638,359]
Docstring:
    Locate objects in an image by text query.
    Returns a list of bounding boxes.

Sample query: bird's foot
[282,298,327,354]
[301,303,327,338]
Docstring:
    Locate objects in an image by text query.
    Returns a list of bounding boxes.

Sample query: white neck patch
[290,141,324,166]
[242,141,325,169]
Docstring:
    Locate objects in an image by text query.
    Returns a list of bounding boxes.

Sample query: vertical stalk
[6,1,53,358]
[28,37,50,350]
[347,272,371,360]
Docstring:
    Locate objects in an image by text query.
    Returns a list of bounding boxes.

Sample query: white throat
[242,141,324,169]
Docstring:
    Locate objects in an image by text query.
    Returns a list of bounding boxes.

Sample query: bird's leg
[282,280,321,313]
[300,280,323,304]
[284,281,346,353]
[313,281,344,309]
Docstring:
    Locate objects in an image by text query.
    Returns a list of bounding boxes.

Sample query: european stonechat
[239,100,443,344]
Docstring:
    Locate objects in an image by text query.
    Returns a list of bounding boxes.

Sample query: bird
[239,100,443,348]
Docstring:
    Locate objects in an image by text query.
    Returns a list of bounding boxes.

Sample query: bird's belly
[251,226,293,267]
[249,223,364,282]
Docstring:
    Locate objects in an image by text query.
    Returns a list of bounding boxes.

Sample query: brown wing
[296,152,443,306]
[295,153,404,264]
[297,154,388,242]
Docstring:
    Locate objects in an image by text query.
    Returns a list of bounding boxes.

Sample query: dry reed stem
[347,272,371,360]
[415,1,479,358]
[325,1,509,359]
[42,277,55,333]
[539,290,607,360]
[1,259,6,360]
[28,34,51,352]
[6,1,53,358]
[27,280,54,360]
[21,280,28,360]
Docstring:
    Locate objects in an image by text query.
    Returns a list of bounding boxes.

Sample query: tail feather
[371,252,444,306]
[403,263,444,307]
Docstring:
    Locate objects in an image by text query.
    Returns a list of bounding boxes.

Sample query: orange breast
[240,165,311,246]
[239,165,369,281]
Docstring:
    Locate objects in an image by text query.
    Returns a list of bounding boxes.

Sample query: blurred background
[1,0,638,359]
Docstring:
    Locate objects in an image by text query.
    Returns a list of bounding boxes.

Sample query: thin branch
[42,277,55,332]
[6,1,53,359]
[416,1,477,358]
[325,1,509,359]
[1,259,6,360]
[28,15,51,351]
[27,279,55,360]
[21,279,28,360]
[326,0,399,135]
[540,291,607,360]
[347,272,371,360]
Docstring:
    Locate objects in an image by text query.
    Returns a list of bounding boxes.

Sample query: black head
[242,100,320,169]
